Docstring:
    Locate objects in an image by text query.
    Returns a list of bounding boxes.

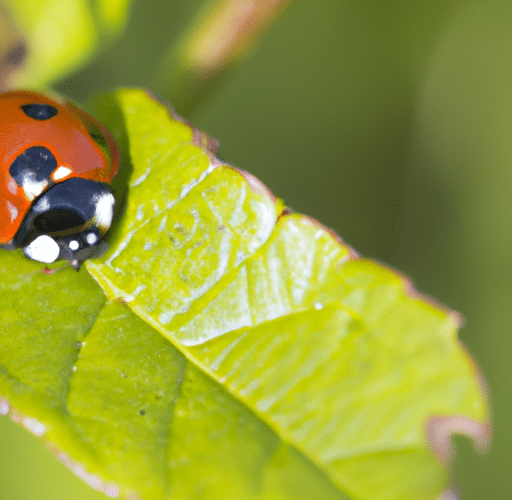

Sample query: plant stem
[155,0,292,116]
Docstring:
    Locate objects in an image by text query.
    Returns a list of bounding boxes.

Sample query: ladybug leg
[0,241,17,251]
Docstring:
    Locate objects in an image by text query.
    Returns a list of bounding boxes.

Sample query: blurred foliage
[155,0,293,115]
[0,0,510,499]
[2,0,132,87]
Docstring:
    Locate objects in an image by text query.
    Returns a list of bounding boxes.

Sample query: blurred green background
[0,0,510,498]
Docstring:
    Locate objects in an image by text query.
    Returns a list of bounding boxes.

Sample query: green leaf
[0,89,489,500]
[3,0,133,87]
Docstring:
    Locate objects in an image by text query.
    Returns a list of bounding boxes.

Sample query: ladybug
[0,90,120,270]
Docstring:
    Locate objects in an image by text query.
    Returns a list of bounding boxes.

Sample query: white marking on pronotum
[314,302,324,310]
[23,416,46,436]
[52,165,72,181]
[23,235,60,263]
[6,200,18,221]
[93,192,115,232]
[34,196,50,213]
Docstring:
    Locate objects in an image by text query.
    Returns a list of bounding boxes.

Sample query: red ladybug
[0,90,120,269]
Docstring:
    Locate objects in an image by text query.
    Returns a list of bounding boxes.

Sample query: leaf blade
[0,88,489,500]
[87,90,489,498]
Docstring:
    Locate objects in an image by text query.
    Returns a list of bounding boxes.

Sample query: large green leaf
[0,89,489,500]
[1,0,132,88]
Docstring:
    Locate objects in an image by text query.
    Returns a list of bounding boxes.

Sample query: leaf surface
[0,89,489,500]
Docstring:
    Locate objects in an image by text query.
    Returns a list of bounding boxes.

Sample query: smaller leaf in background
[156,0,293,115]
[2,0,133,89]
[94,0,133,33]
[0,4,26,88]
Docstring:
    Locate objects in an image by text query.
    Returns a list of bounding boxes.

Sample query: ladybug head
[14,177,115,270]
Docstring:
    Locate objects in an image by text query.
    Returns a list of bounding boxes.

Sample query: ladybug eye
[21,103,58,121]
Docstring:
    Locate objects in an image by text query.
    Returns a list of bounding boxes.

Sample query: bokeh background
[0,0,510,498]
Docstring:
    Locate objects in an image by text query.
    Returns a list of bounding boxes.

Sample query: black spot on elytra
[21,103,58,120]
[9,146,56,187]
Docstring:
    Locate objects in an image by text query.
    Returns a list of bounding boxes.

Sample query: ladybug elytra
[0,90,120,269]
